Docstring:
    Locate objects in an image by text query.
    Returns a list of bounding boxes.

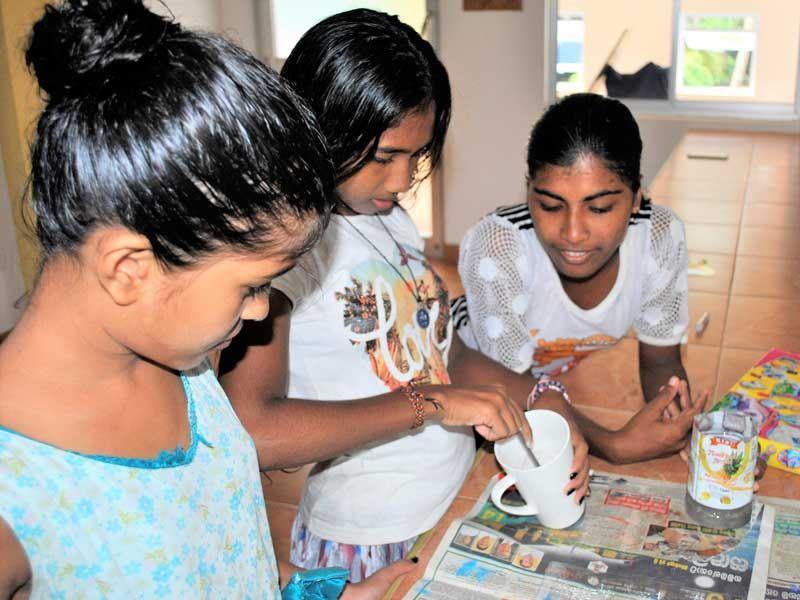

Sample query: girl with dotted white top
[456,94,708,465]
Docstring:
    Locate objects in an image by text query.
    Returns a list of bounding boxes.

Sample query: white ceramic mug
[491,409,585,529]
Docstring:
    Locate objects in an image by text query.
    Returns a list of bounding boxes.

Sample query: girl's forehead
[536,156,622,184]
[378,105,436,148]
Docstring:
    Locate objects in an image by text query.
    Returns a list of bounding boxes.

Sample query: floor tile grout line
[713,137,754,398]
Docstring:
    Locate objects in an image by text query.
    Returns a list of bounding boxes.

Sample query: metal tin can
[686,411,757,529]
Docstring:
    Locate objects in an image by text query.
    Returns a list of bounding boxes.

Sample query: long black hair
[26,0,334,268]
[281,8,450,184]
[527,93,643,194]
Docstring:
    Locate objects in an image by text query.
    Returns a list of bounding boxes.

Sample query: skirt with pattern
[289,513,417,583]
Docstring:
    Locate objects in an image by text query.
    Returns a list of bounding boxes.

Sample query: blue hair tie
[281,567,349,599]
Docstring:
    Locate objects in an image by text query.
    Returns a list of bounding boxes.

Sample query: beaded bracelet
[526,376,571,411]
[402,383,426,429]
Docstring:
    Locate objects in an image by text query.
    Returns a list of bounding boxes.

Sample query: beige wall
[439,0,547,246]
[0,149,23,329]
[147,0,258,54]
[561,0,800,103]
[148,0,218,29]
[559,0,673,95]
[0,0,257,294]
[0,0,47,289]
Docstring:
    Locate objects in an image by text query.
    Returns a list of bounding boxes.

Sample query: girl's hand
[341,559,417,600]
[612,381,707,464]
[423,384,532,445]
[564,417,591,504]
[661,375,692,420]
[529,389,589,503]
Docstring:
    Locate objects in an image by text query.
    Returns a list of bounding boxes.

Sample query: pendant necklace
[340,213,431,329]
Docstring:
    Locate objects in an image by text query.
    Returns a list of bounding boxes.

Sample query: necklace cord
[339,213,425,305]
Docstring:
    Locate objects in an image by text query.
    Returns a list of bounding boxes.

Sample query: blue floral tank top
[0,363,279,599]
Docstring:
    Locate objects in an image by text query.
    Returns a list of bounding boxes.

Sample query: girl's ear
[95,229,157,307]
[633,187,643,214]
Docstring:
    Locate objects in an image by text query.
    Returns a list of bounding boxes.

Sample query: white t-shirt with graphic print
[455,202,688,377]
[272,207,474,546]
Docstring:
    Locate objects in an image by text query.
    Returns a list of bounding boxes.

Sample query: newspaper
[761,495,800,600]
[404,472,777,600]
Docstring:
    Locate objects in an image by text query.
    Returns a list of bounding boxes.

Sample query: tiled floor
[263,131,800,564]
[652,132,799,402]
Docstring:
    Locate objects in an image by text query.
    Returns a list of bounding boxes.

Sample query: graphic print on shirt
[530,329,618,375]
[335,244,452,389]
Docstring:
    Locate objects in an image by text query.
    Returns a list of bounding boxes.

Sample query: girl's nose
[561,210,589,244]
[385,157,417,195]
[242,293,270,322]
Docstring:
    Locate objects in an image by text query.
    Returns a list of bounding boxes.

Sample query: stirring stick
[523,436,540,468]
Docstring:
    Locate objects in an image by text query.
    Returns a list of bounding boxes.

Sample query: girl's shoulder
[624,203,687,288]
[462,203,535,252]
[627,202,685,250]
[643,203,685,257]
[492,202,534,231]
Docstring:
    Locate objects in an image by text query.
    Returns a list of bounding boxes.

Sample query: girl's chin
[554,261,602,283]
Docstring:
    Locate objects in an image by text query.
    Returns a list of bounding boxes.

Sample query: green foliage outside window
[685,16,749,32]
[682,48,749,87]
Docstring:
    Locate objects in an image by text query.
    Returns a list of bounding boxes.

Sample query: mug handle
[490,475,538,517]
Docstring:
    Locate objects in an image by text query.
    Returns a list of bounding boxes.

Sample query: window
[556,14,584,97]
[549,0,800,117]
[677,14,757,99]
[269,1,427,61]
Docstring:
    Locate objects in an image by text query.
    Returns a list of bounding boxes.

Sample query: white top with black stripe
[454,201,688,376]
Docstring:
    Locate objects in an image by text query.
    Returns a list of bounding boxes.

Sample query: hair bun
[26,0,178,98]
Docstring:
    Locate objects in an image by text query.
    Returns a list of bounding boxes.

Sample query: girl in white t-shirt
[456,93,707,465]
[220,9,591,582]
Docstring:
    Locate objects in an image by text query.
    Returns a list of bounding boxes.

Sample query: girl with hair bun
[456,93,708,465]
[0,0,411,597]
[221,9,590,583]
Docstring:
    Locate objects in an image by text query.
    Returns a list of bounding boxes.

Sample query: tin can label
[687,414,757,510]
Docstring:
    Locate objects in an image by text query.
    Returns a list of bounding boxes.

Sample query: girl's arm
[0,519,30,600]
[448,334,590,500]
[635,206,694,411]
[220,290,529,470]
[639,342,689,402]
[450,334,703,464]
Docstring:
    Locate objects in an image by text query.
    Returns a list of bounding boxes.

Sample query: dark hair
[25,0,334,268]
[281,8,450,184]
[527,93,642,194]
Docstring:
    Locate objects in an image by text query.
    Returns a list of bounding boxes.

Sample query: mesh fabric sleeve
[458,217,534,374]
[634,205,689,346]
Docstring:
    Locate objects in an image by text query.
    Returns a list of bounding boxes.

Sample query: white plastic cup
[491,410,584,529]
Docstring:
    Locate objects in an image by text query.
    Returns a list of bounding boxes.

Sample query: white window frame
[254,1,439,71]
[676,13,758,98]
[544,0,800,122]
[555,12,585,97]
